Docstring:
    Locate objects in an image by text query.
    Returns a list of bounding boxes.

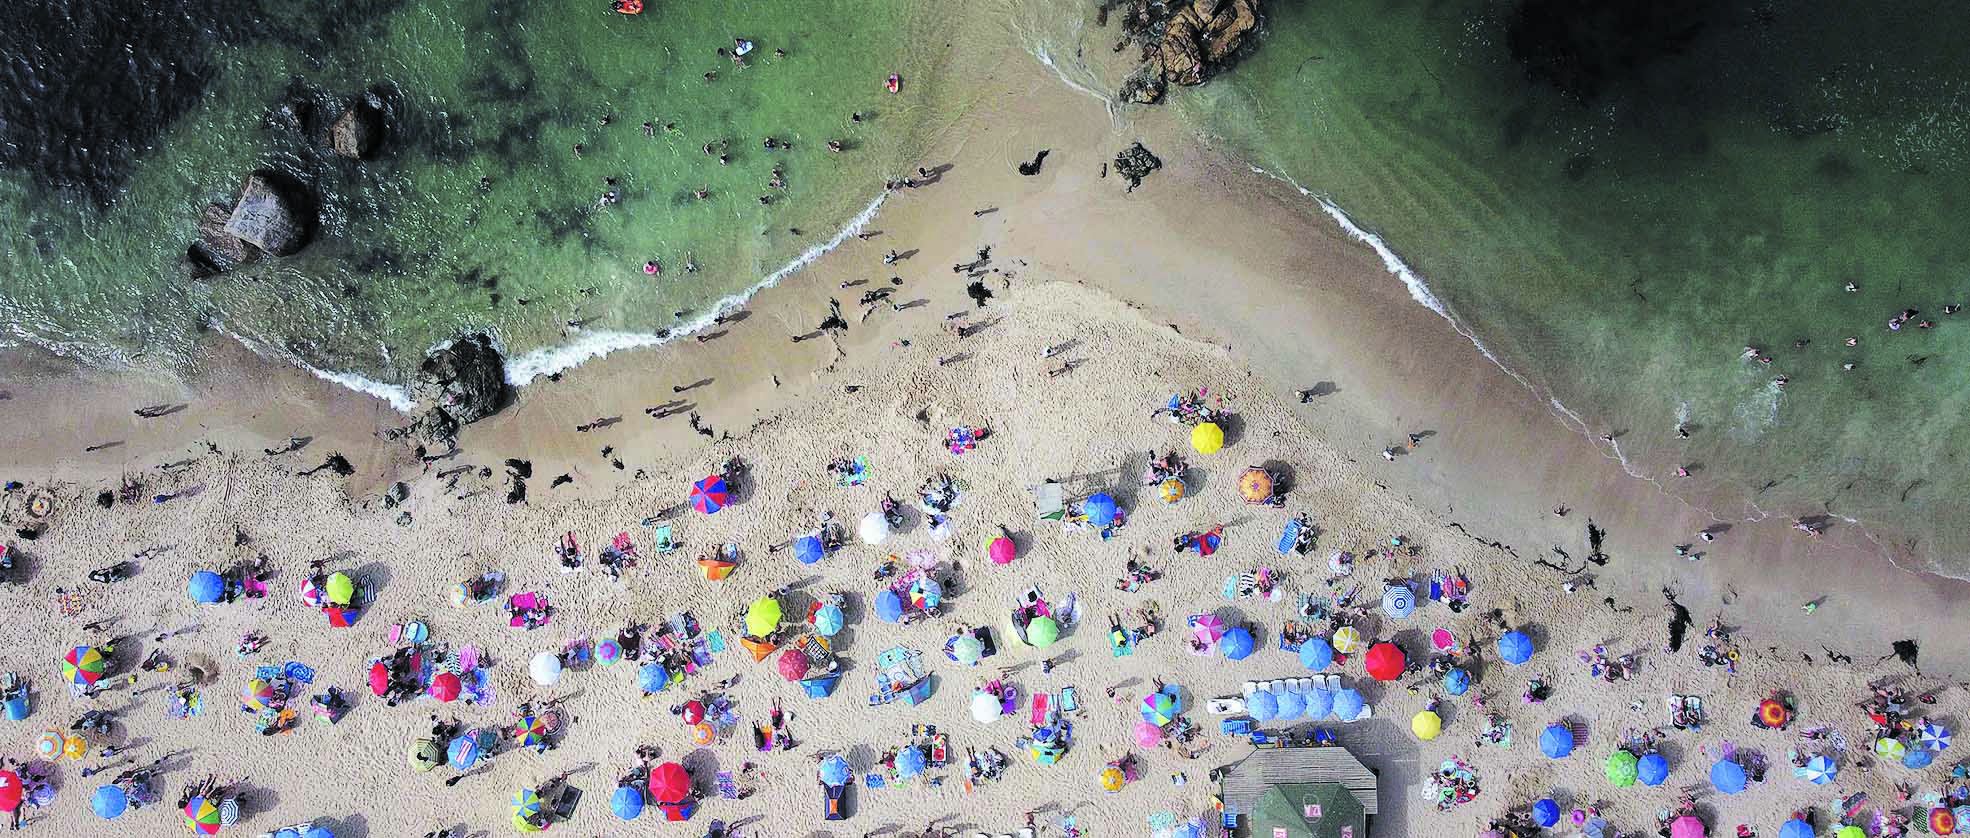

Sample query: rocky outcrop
[1111,0,1261,104]
[224,173,310,256]
[187,202,258,277]
[328,94,384,159]
[407,333,511,443]
[1114,142,1163,191]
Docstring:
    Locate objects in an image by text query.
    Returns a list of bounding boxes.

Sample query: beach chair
[1207,697,1246,715]
[1031,482,1065,522]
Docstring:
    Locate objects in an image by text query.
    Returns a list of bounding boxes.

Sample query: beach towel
[706,630,727,654]
[716,771,739,800]
[1031,693,1051,726]
[282,661,316,684]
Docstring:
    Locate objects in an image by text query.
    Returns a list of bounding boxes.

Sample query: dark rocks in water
[1891,639,1919,670]
[1506,0,1710,104]
[187,202,258,278]
[1113,142,1162,191]
[299,452,355,477]
[224,172,311,256]
[329,93,385,159]
[1017,149,1051,176]
[408,333,511,443]
[1114,0,1262,104]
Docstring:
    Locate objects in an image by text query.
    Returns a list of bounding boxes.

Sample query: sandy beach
[4,28,1969,838]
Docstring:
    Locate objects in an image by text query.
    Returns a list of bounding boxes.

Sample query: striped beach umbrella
[185,796,223,834]
[689,475,729,514]
[63,646,107,687]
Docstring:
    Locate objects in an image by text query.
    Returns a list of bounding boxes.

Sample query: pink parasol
[1430,628,1461,653]
[1670,816,1707,838]
[1133,721,1165,748]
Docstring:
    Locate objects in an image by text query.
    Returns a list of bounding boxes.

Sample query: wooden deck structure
[1218,744,1380,817]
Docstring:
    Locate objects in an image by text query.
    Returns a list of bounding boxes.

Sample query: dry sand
[1,32,1966,838]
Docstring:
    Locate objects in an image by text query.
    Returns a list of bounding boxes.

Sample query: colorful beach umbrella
[1875,737,1909,760]
[1779,819,1813,838]
[1083,493,1118,526]
[1133,720,1165,748]
[1381,584,1415,619]
[1443,667,1471,696]
[638,662,669,693]
[325,572,355,607]
[1142,690,1180,726]
[64,733,87,760]
[1411,710,1442,741]
[1190,422,1224,454]
[1533,799,1562,828]
[611,785,644,820]
[1247,690,1278,722]
[1298,637,1335,671]
[427,672,461,702]
[448,729,492,769]
[697,557,736,580]
[649,762,691,803]
[299,577,324,607]
[1637,752,1670,786]
[1671,816,1707,838]
[519,715,552,750]
[951,634,984,666]
[1498,631,1534,665]
[1220,627,1254,660]
[596,638,622,666]
[512,787,543,826]
[1331,626,1363,654]
[1539,724,1575,759]
[92,784,128,819]
[910,576,943,610]
[1934,808,1958,836]
[34,731,61,760]
[1605,750,1639,787]
[987,536,1016,565]
[1332,688,1365,721]
[819,755,852,787]
[793,535,825,565]
[185,796,223,834]
[689,475,729,514]
[409,737,445,772]
[1237,468,1273,503]
[188,570,225,604]
[873,590,905,623]
[63,645,107,687]
[1025,616,1060,648]
[1759,698,1791,729]
[895,746,926,779]
[813,604,846,637]
[1796,754,1836,785]
[1364,642,1405,680]
[1710,758,1747,794]
[1100,766,1126,792]
[241,678,278,713]
[1191,613,1227,645]
[777,649,811,681]
[1924,720,1954,751]
[746,596,783,637]
[1158,478,1185,504]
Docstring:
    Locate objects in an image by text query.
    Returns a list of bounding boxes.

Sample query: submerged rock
[329,94,384,159]
[223,173,310,256]
[408,333,511,442]
[187,202,257,277]
[1113,0,1262,104]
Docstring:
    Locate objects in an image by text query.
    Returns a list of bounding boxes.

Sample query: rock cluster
[187,172,312,277]
[1110,0,1262,104]
[406,333,511,443]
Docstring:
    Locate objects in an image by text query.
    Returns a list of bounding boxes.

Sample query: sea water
[0,0,948,389]
[1024,0,1970,568]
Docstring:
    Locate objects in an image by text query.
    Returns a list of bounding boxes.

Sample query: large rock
[408,333,511,442]
[187,202,257,277]
[223,173,309,256]
[1113,0,1261,104]
[329,95,383,159]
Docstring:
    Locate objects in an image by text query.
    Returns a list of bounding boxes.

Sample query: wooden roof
[1218,746,1379,817]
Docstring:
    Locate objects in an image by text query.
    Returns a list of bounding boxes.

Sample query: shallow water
[1027,0,1970,567]
[0,0,947,384]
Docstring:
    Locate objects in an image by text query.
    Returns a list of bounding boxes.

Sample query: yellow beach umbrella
[1158,478,1185,504]
[1331,626,1363,654]
[1411,710,1442,741]
[1190,422,1224,455]
[1099,766,1126,792]
[325,572,355,606]
[745,596,783,638]
[62,734,87,760]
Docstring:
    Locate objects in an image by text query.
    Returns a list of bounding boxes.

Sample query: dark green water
[1033,0,1970,566]
[0,0,949,397]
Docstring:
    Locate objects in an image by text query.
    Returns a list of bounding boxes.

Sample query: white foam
[1030,44,1118,117]
[210,320,416,412]
[502,191,889,386]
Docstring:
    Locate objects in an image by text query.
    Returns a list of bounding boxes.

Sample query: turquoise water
[1030,0,1970,564]
[0,0,949,386]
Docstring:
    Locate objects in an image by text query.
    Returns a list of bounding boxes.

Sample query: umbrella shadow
[1258,459,1298,498]
[1114,451,1149,511]
[680,747,722,796]
[325,814,370,838]
[236,780,280,823]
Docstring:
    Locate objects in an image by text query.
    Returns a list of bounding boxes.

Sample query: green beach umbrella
[325,572,355,607]
[1605,749,1639,787]
[745,596,782,637]
[409,738,445,773]
[1026,616,1059,649]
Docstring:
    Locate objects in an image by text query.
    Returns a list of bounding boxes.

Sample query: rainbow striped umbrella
[519,715,551,750]
[240,679,277,713]
[184,796,223,834]
[689,475,729,514]
[63,646,107,687]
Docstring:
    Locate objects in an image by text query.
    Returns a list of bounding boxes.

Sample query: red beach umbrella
[777,650,811,682]
[1364,642,1406,681]
[0,770,21,812]
[681,700,706,726]
[368,662,390,696]
[649,761,691,803]
[428,672,462,702]
[689,475,729,514]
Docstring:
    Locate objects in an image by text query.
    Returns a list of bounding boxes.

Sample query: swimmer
[1772,376,1788,388]
[642,121,655,136]
[1844,282,1859,292]
[758,195,771,205]
[1675,466,1690,478]
[572,143,584,159]
[850,112,863,123]
[1844,336,1858,347]
[694,188,709,199]
[1842,361,1856,371]
[718,155,729,166]
[827,140,844,153]
[643,261,661,276]
[1946,304,1962,315]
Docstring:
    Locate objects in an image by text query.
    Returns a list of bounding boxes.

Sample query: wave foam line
[209,320,416,413]
[1030,43,1118,118]
[503,191,888,387]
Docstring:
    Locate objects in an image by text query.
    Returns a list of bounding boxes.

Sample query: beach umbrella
[428,672,461,702]
[813,604,846,637]
[1796,754,1836,785]
[1637,753,1670,786]
[689,474,729,514]
[1443,667,1471,696]
[1779,819,1813,838]
[1100,766,1126,792]
[1188,528,1223,555]
[649,761,691,803]
[1925,720,1954,751]
[910,576,943,610]
[611,785,644,820]
[529,652,562,686]
[409,737,445,772]
[63,645,107,687]
[859,512,892,545]
[873,590,905,623]
[92,784,127,819]
[1299,637,1335,671]
[1533,799,1562,828]
[777,650,811,682]
[325,572,355,607]
[987,536,1016,565]
[0,771,19,814]
[794,536,825,565]
[1710,758,1747,794]
[325,605,357,628]
[1498,631,1534,665]
[241,678,278,713]
[64,733,87,759]
[951,634,984,666]
[1381,584,1416,619]
[1332,626,1363,654]
[1026,616,1060,649]
[34,731,61,760]
[1605,750,1639,787]
[638,662,669,693]
[1191,422,1224,454]
[300,577,324,607]
[185,796,223,834]
[1333,688,1365,721]
[1158,478,1185,504]
[1237,468,1273,503]
[1191,614,1227,645]
[449,582,471,608]
[1247,690,1278,722]
[1133,720,1165,748]
[1275,691,1305,720]
[1935,809,1958,836]
[820,755,852,787]
[1411,710,1442,741]
[1364,643,1405,681]
[1876,737,1909,760]
[188,570,225,604]
[1430,628,1462,654]
[1305,688,1334,720]
[1836,828,1864,838]
[679,699,706,726]
[448,729,492,769]
[895,746,927,779]
[596,639,622,667]
[1083,493,1118,526]
[1758,698,1790,729]
[518,714,553,751]
[512,787,543,826]
[1220,627,1254,660]
[1142,691,1179,726]
[1905,747,1936,769]
[746,597,783,637]
[1671,816,1707,838]
[368,662,390,696]
[1539,724,1575,759]
[971,691,1003,724]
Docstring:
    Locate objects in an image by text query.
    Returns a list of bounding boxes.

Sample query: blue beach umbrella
[188,570,225,604]
[1247,690,1278,722]
[873,590,904,623]
[1533,799,1562,828]
[1304,688,1334,720]
[895,746,926,779]
[1539,724,1574,759]
[1904,747,1936,769]
[1710,758,1747,794]
[1083,493,1118,526]
[1275,691,1305,721]
[1221,627,1255,661]
[813,604,846,637]
[1779,819,1813,838]
[1298,638,1335,671]
[1795,754,1835,785]
[638,662,669,693]
[448,730,489,769]
[1332,688,1365,722]
[611,785,645,820]
[794,536,825,565]
[820,755,852,787]
[91,784,127,819]
[1498,631,1534,665]
[1442,667,1471,696]
[275,830,301,838]
[303,828,335,838]
[1637,753,1670,786]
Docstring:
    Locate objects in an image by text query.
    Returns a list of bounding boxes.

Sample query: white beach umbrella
[529,652,563,686]
[858,512,892,545]
[970,690,1002,724]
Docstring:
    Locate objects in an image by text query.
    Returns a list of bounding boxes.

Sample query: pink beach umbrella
[987,536,1016,565]
[1190,614,1226,644]
[1133,721,1165,748]
[1671,816,1707,838]
[1430,628,1461,654]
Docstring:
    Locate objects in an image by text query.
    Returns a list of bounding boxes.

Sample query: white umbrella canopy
[858,512,892,545]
